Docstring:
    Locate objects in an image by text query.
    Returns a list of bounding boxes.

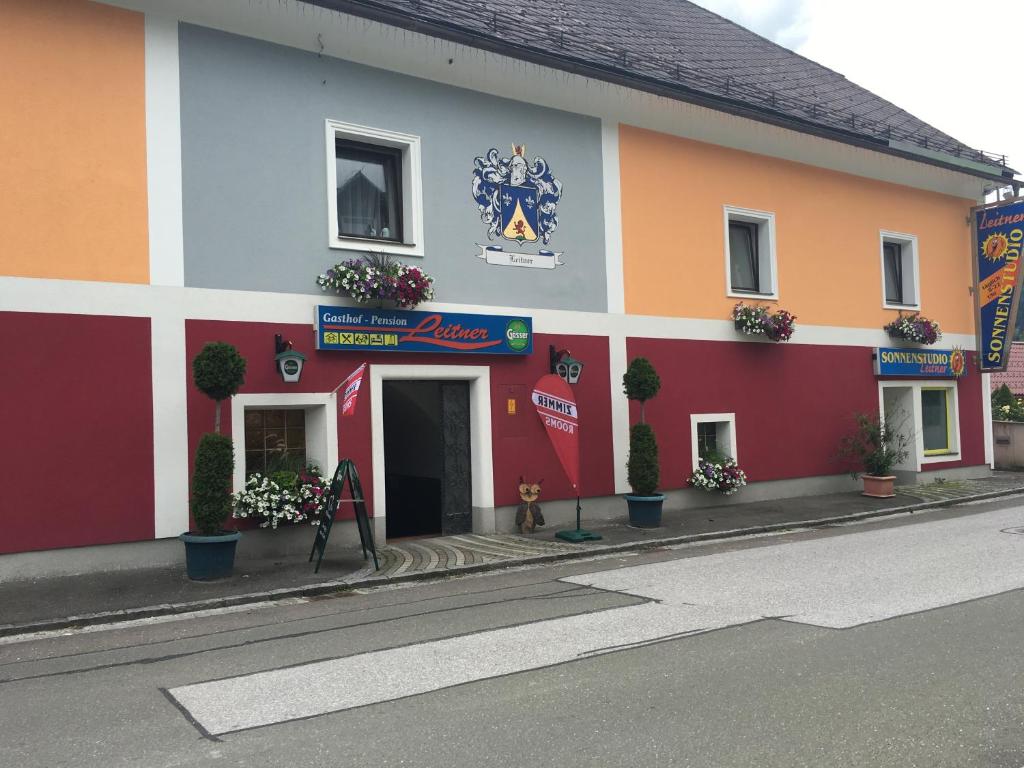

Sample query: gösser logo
[505,319,530,351]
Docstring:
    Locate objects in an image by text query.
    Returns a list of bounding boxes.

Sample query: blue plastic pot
[179,531,241,580]
[625,494,665,528]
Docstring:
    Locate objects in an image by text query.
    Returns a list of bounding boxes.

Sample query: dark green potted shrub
[837,412,911,498]
[180,342,247,580]
[623,357,664,527]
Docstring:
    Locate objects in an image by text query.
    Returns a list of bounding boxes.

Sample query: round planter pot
[625,494,665,528]
[861,475,896,499]
[179,531,241,581]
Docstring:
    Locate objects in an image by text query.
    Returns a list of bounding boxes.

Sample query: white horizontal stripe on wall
[0,277,979,351]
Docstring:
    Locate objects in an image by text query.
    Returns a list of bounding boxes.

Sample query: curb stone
[3,486,1023,639]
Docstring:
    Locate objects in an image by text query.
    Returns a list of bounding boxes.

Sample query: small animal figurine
[515,477,545,534]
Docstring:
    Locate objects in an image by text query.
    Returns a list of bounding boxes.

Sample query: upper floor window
[724,206,777,299]
[880,231,919,309]
[335,140,403,242]
[325,120,424,257]
[729,221,759,291]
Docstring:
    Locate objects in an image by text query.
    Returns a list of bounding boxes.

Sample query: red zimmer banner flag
[531,374,580,491]
[339,363,367,417]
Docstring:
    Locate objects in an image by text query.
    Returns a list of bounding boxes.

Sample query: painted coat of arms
[472,144,564,269]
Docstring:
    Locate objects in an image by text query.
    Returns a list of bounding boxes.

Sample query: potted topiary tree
[180,342,247,580]
[837,412,911,498]
[623,357,664,527]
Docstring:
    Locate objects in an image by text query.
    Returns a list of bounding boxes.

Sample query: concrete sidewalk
[3,472,1023,637]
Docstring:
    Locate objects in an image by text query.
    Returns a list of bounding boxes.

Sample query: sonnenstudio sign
[315,306,533,355]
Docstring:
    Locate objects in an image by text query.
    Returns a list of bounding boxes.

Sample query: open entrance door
[383,380,472,538]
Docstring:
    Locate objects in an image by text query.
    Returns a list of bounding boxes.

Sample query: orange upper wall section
[620,125,976,334]
[0,0,148,284]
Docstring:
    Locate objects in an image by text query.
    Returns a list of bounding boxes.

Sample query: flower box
[233,465,329,529]
[731,302,796,342]
[883,312,941,345]
[687,456,748,495]
[317,252,435,309]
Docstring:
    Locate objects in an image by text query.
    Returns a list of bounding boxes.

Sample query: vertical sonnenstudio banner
[973,198,1024,372]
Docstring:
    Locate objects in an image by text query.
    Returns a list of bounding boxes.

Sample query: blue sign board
[973,199,1024,372]
[315,306,533,355]
[874,347,968,378]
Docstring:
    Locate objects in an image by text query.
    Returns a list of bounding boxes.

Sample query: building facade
[1,0,1015,567]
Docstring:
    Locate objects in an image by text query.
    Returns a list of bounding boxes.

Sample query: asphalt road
[2,499,1023,767]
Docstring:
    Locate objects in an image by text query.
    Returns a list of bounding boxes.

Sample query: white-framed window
[921,386,956,456]
[325,119,424,257]
[880,230,920,310]
[244,408,308,477]
[690,412,738,471]
[724,206,777,299]
[879,380,960,471]
[230,393,339,492]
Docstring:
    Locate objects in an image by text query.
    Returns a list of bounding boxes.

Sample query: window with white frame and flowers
[690,413,738,470]
[325,120,424,257]
[725,206,777,299]
[880,231,920,310]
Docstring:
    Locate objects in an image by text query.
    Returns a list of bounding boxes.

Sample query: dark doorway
[383,380,472,539]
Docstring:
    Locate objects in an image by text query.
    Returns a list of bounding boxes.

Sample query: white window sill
[921,451,958,464]
[727,290,778,301]
[329,236,424,258]
[883,302,922,311]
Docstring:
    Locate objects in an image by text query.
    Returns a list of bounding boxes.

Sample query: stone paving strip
[897,474,1024,502]
[359,533,580,581]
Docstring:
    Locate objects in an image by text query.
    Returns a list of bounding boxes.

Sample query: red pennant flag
[339,363,367,417]
[531,374,580,491]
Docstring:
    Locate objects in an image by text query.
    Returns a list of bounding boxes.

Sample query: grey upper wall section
[178,24,607,312]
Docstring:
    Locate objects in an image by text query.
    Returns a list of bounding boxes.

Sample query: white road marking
[167,508,1024,735]
[168,602,757,735]
[565,506,1024,628]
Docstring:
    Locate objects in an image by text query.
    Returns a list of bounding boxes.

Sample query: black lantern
[549,346,584,385]
[274,334,306,383]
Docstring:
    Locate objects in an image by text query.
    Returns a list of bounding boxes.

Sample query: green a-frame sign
[309,459,379,574]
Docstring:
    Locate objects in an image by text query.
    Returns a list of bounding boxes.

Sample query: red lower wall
[625,338,986,489]
[1,312,154,554]
[185,321,615,520]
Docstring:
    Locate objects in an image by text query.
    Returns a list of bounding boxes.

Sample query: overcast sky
[692,0,1023,181]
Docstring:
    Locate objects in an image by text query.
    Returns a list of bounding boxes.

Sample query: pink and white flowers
[233,465,329,529]
[731,302,797,342]
[688,457,748,495]
[317,252,434,309]
[884,312,941,345]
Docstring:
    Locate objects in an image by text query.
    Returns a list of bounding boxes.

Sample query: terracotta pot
[861,475,896,498]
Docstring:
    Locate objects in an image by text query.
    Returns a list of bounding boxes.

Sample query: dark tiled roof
[309,0,1014,180]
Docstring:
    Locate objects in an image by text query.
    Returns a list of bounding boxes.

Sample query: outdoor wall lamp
[549,345,584,385]
[274,334,306,384]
